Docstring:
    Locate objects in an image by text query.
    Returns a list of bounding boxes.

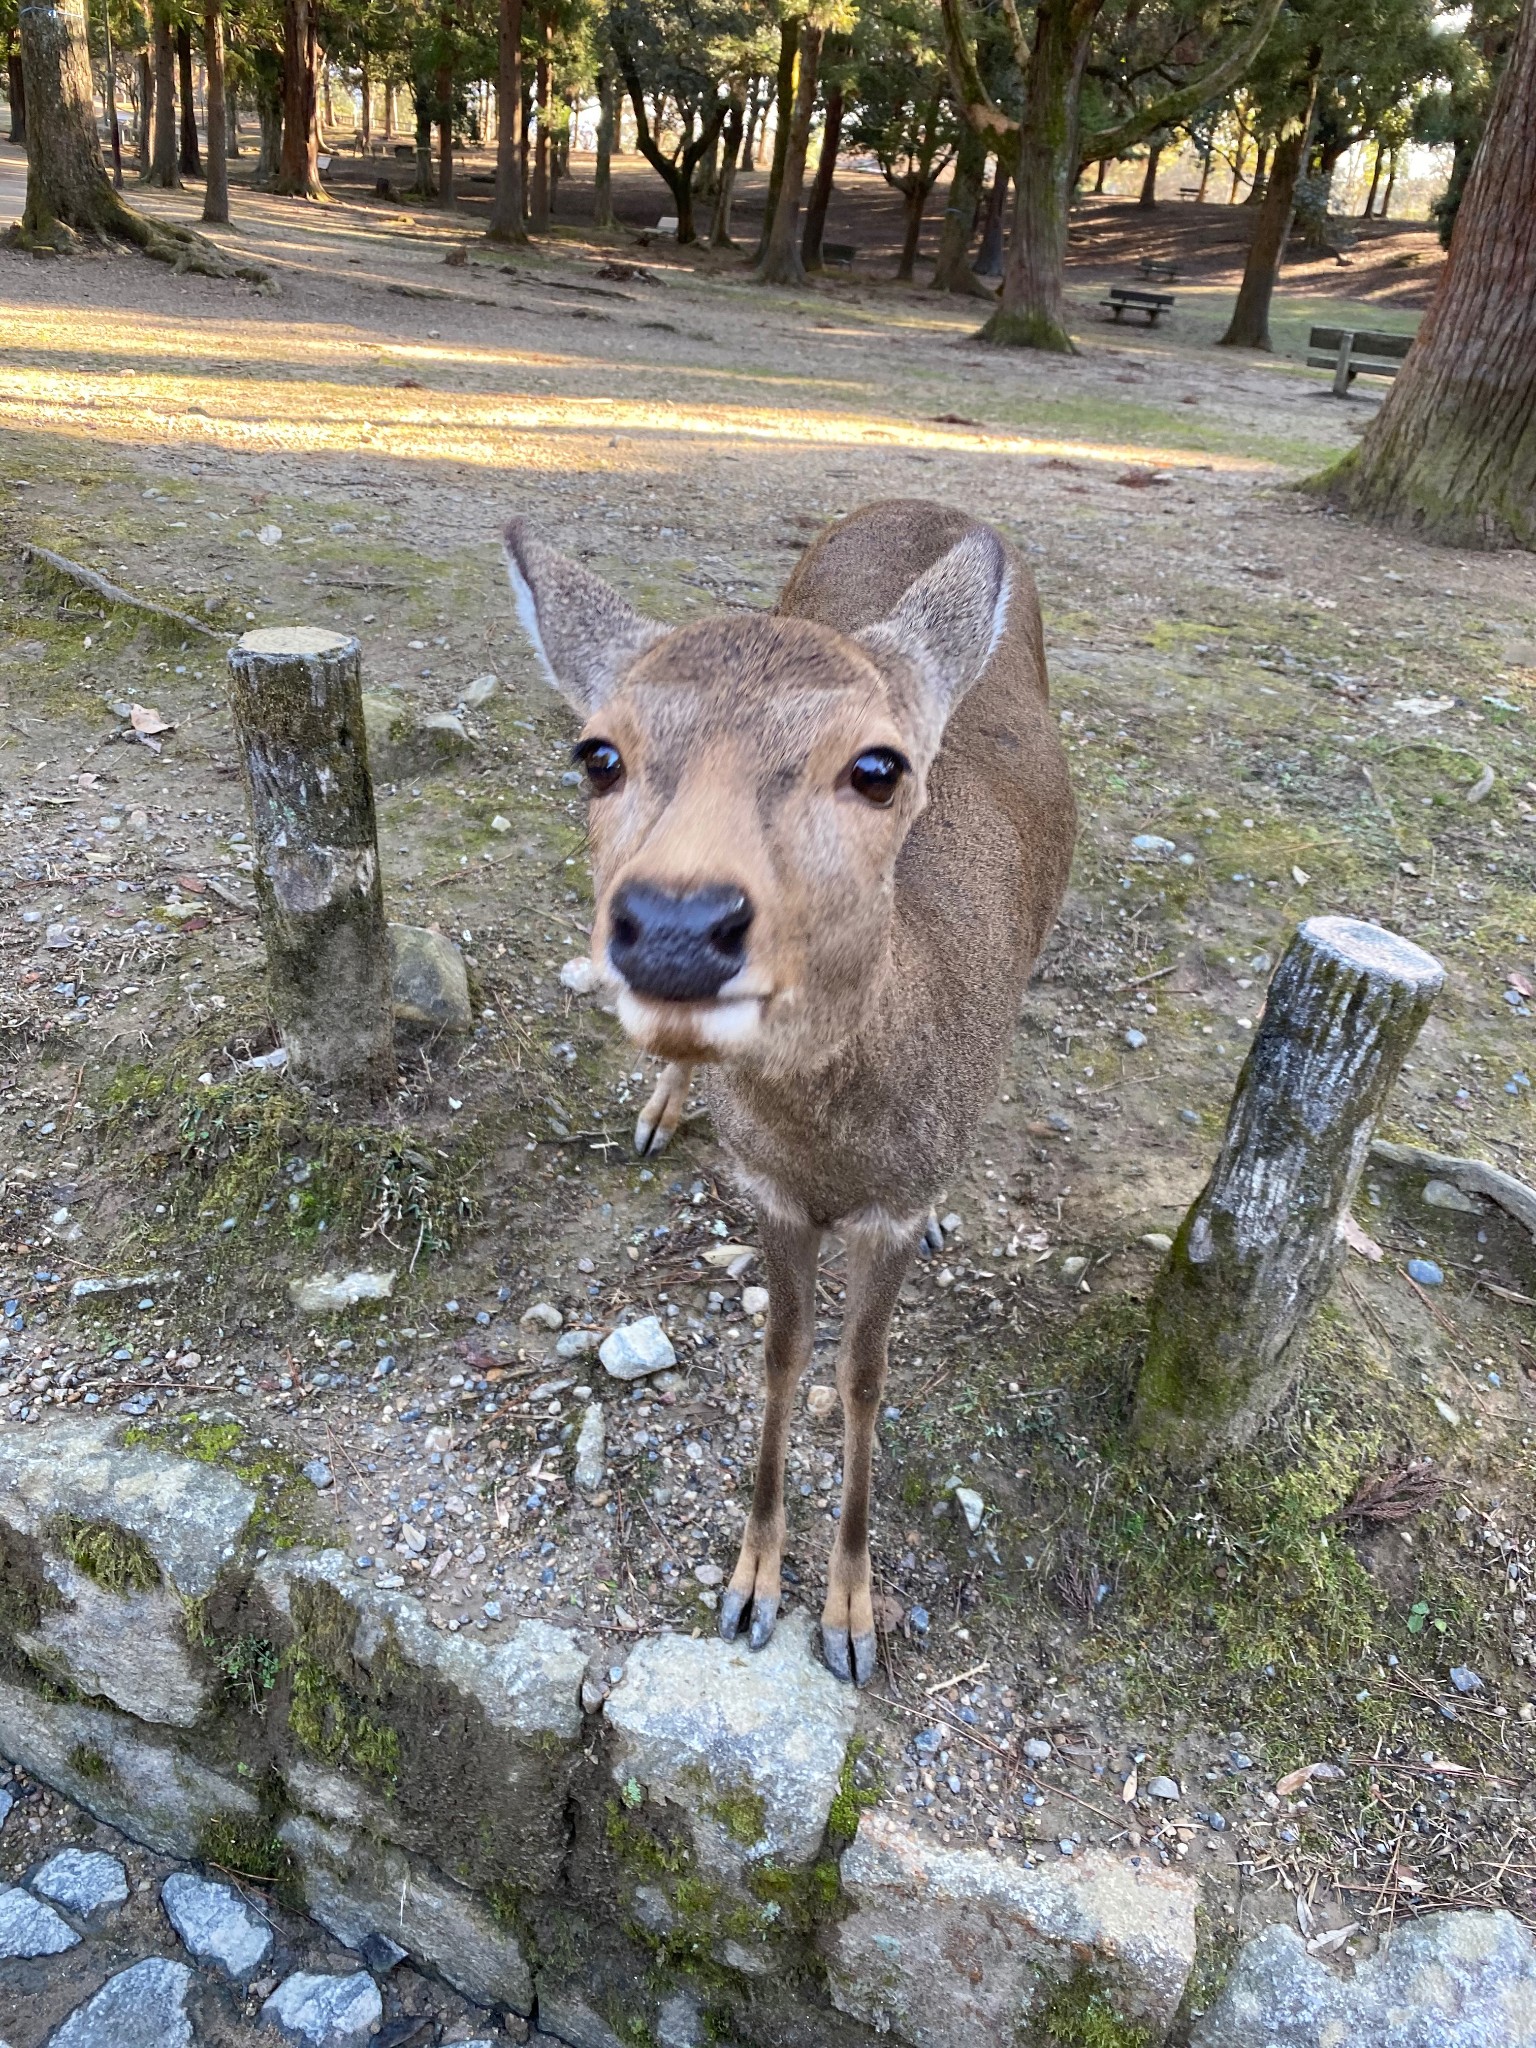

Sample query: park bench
[1178,186,1201,200]
[1137,257,1179,282]
[822,242,857,268]
[1102,285,1174,325]
[1307,325,1413,396]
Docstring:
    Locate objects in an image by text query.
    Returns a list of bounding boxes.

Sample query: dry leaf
[1342,1214,1384,1262]
[130,704,173,735]
[1121,1767,1138,1804]
[703,1243,755,1268]
[1274,1761,1345,1797]
[1307,1923,1360,1955]
[1510,971,1534,999]
[872,1591,904,1632]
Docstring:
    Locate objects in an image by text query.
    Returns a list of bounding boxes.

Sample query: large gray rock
[1192,1910,1536,2047]
[280,1813,533,2014]
[823,1812,1198,2048]
[16,1558,211,1727]
[599,1318,676,1381]
[604,1610,857,1875]
[0,1416,255,1595]
[0,1885,79,1958]
[29,1847,128,1919]
[161,1869,273,1980]
[389,924,472,1032]
[0,1677,260,1857]
[48,1958,193,2048]
[260,1971,384,2048]
[534,1983,626,2048]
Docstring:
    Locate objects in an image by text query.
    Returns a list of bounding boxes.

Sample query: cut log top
[1298,916,1444,994]
[235,628,358,660]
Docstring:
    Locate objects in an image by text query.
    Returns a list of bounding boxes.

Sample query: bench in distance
[1307,326,1414,396]
[1103,286,1175,326]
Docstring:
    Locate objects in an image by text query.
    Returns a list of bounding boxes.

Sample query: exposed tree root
[1370,1138,1536,1243]
[5,193,272,287]
[19,543,234,642]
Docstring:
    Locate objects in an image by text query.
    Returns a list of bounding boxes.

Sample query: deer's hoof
[748,1594,780,1650]
[920,1210,944,1256]
[633,1112,671,1157]
[718,1589,748,1640]
[822,1625,878,1686]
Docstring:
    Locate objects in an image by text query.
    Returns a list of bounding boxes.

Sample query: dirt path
[2,155,1535,1959]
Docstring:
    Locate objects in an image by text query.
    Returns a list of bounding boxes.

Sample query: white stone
[288,1268,395,1313]
[556,1328,604,1359]
[953,1487,984,1534]
[605,1609,858,1873]
[560,955,605,994]
[161,1869,273,1980]
[574,1405,607,1491]
[521,1301,564,1330]
[390,924,472,1032]
[600,1317,677,1381]
[30,1848,128,1918]
[824,1812,1198,2046]
[261,1971,384,2048]
[741,1286,770,1316]
[49,1958,193,2048]
[0,1886,80,1957]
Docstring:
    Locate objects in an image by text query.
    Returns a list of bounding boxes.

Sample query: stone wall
[0,1417,1211,2046]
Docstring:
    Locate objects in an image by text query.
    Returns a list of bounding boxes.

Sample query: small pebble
[1407,1258,1444,1286]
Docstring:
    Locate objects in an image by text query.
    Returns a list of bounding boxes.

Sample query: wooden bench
[1103,286,1174,325]
[1137,258,1179,282]
[1307,325,1413,396]
[1178,186,1201,200]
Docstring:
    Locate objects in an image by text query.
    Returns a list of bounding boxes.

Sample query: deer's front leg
[822,1216,920,1686]
[634,1061,694,1157]
[720,1210,820,1652]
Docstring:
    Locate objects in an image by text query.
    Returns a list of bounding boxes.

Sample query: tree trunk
[1137,138,1161,206]
[756,18,822,284]
[488,0,526,239]
[1196,135,1212,199]
[150,7,178,187]
[102,8,124,187]
[137,50,151,172]
[1242,137,1269,202]
[177,23,200,176]
[741,79,761,170]
[1219,73,1317,350]
[592,64,615,228]
[384,80,395,139]
[1134,918,1442,1467]
[225,79,238,155]
[975,158,1008,274]
[800,79,842,270]
[1328,0,1536,548]
[753,17,798,265]
[435,59,454,207]
[7,0,253,272]
[530,22,550,231]
[981,3,1090,350]
[413,74,435,196]
[256,81,282,181]
[710,89,744,246]
[7,51,24,145]
[1380,149,1398,219]
[1092,156,1107,192]
[1360,141,1382,218]
[932,122,991,294]
[228,629,396,1101]
[897,178,927,280]
[275,0,321,197]
[202,2,227,222]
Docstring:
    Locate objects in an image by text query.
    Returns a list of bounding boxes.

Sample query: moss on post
[228,628,396,1099]
[1134,917,1443,1466]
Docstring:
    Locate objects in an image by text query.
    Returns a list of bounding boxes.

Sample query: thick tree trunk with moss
[229,629,396,1099]
[1327,0,1536,548]
[177,23,200,176]
[8,0,258,277]
[1219,71,1316,350]
[1137,138,1161,206]
[932,122,991,295]
[980,7,1090,352]
[1134,918,1443,1467]
[757,19,823,285]
[489,0,526,239]
[275,0,322,197]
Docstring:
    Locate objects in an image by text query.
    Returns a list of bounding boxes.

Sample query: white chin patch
[617,990,764,1052]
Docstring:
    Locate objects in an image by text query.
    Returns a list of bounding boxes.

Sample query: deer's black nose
[608,882,754,1001]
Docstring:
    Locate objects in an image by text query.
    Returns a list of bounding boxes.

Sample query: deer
[504,498,1075,1685]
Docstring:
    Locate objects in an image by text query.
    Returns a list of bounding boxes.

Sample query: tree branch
[940,0,1020,145]
[1080,0,1284,167]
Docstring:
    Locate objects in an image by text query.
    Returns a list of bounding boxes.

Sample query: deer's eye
[574,738,624,794]
[844,748,908,807]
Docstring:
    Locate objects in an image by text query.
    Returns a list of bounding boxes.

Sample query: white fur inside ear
[503,544,560,696]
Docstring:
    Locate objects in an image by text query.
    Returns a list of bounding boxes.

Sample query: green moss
[123,1413,314,1550]
[51,1516,160,1594]
[288,1655,401,1787]
[704,1784,766,1848]
[1037,1968,1149,2048]
[196,1812,304,1908]
[828,1738,883,1847]
[68,1743,113,1783]
[606,1800,690,1879]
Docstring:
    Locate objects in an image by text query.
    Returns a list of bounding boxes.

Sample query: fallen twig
[1371,1138,1536,1244]
[21,544,233,643]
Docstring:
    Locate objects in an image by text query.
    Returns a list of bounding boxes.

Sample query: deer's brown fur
[505,498,1074,1682]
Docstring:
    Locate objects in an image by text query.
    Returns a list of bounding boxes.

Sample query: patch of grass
[51,1516,160,1594]
[68,1743,113,1783]
[1037,1968,1149,2048]
[217,1634,282,1713]
[197,1811,304,1908]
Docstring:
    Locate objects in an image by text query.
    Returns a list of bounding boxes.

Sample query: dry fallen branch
[1370,1138,1536,1244]
[1332,1459,1445,1528]
[20,544,233,642]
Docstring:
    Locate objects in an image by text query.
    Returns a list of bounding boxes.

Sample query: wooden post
[1134,917,1443,1465]
[228,628,396,1097]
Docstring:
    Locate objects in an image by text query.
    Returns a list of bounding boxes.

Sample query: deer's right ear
[503,520,666,715]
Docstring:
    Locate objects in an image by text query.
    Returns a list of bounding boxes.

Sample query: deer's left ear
[856,525,1011,757]
[504,519,668,716]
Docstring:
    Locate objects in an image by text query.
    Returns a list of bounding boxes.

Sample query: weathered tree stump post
[1134,917,1443,1465]
[228,628,396,1098]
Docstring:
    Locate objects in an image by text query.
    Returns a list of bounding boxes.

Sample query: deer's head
[503,519,1009,1077]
